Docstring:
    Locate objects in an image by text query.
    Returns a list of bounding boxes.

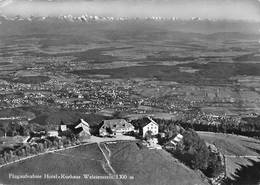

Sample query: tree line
[0,133,80,166]
[153,116,260,139]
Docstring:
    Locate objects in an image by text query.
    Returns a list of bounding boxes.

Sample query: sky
[0,0,260,21]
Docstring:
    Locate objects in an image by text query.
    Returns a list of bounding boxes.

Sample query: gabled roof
[165,133,183,146]
[139,117,158,128]
[73,127,90,135]
[75,119,90,129]
[101,119,134,130]
[74,119,90,135]
[172,134,183,142]
[59,119,90,135]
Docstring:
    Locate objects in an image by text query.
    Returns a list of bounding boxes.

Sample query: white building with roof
[99,119,134,136]
[140,117,159,137]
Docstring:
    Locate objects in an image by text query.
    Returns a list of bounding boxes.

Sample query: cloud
[1,0,260,21]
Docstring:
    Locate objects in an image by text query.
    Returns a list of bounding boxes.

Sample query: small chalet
[59,119,91,141]
[73,119,91,141]
[171,133,183,145]
[99,119,134,136]
[164,133,183,149]
[139,117,159,138]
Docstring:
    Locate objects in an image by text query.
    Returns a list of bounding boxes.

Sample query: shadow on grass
[224,159,260,185]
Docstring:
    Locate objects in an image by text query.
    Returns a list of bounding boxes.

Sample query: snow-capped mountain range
[0,0,260,23]
[1,14,259,24]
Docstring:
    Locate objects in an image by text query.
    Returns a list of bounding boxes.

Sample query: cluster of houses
[0,115,186,168]
[38,117,158,141]
[26,116,183,150]
[98,116,183,149]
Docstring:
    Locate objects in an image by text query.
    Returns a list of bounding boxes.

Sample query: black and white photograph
[0,0,260,185]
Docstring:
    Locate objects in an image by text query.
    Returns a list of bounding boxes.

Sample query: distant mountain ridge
[1,13,260,24]
[1,0,260,22]
[0,14,259,37]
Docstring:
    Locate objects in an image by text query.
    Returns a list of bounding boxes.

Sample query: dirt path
[98,143,116,174]
[103,143,111,157]
[97,143,124,185]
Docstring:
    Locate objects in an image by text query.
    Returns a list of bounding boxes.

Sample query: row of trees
[0,121,31,137]
[0,135,79,166]
[180,120,260,138]
[0,121,53,138]
[152,117,260,139]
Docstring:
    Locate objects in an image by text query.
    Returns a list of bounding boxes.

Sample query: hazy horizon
[0,0,260,21]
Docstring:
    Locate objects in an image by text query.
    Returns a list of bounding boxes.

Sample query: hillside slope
[107,141,209,185]
[0,141,209,185]
[198,131,260,179]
